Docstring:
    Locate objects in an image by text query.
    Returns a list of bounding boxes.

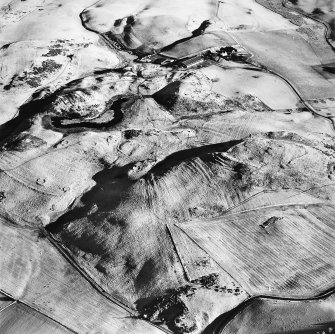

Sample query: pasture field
[179,204,335,297]
[82,0,216,51]
[221,295,335,334]
[138,154,252,218]
[0,218,163,334]
[178,104,334,144]
[217,0,296,32]
[0,303,71,334]
[0,132,116,226]
[0,0,120,125]
[200,65,300,110]
[1,0,335,332]
[0,0,97,41]
[308,97,335,117]
[51,131,335,307]
[168,224,225,281]
[232,29,335,100]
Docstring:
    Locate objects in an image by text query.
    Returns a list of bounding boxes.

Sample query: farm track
[0,300,16,314]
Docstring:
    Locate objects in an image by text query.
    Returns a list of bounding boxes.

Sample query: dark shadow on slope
[46,162,136,234]
[0,89,54,145]
[146,140,242,178]
[152,81,181,110]
[47,139,242,234]
[160,20,211,53]
[0,296,13,303]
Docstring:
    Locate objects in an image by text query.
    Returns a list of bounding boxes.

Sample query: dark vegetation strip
[160,20,211,53]
[49,97,126,130]
[166,225,192,282]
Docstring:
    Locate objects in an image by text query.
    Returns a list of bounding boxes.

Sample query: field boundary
[0,290,77,333]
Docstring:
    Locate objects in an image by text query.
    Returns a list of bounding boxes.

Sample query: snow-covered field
[1,0,335,333]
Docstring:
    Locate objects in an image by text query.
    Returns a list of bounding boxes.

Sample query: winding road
[210,1,335,333]
[2,0,331,333]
